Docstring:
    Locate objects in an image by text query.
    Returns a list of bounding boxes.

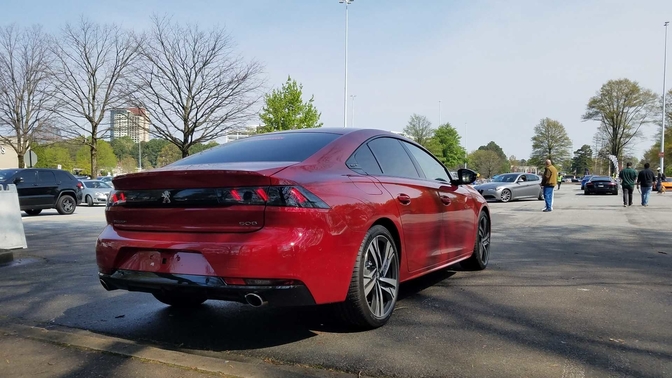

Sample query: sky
[1,0,671,160]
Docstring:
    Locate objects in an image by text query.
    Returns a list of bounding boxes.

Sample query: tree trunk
[17,153,25,169]
[90,140,98,178]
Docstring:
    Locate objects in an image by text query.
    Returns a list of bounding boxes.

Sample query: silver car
[473,173,543,202]
[81,180,113,206]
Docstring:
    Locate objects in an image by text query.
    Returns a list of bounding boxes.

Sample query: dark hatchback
[584,176,618,195]
[0,168,83,215]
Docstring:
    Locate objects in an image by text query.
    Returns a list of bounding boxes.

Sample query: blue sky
[1,0,670,160]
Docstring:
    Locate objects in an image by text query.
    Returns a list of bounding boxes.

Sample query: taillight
[106,186,329,209]
[77,182,84,190]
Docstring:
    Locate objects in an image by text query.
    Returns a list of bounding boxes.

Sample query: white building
[110,108,150,143]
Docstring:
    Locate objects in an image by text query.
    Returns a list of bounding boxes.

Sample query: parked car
[473,172,543,203]
[96,128,491,329]
[97,176,114,189]
[584,176,618,195]
[81,180,113,206]
[0,168,83,215]
[580,175,594,190]
[661,177,672,191]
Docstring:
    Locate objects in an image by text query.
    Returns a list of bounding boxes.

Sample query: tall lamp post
[661,21,669,172]
[339,0,353,128]
[350,94,356,127]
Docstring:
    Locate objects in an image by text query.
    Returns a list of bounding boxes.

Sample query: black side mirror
[452,169,477,185]
[14,177,23,184]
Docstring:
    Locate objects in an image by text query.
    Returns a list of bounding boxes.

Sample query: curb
[0,318,367,378]
[0,249,14,265]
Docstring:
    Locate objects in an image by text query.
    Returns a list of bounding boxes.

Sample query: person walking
[541,159,558,212]
[557,173,563,190]
[618,162,637,207]
[656,167,666,194]
[636,163,656,206]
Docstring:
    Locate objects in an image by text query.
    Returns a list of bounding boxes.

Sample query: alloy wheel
[363,235,399,320]
[477,214,491,266]
[500,189,511,202]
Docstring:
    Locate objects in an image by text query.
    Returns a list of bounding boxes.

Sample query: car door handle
[397,194,411,205]
[440,195,451,205]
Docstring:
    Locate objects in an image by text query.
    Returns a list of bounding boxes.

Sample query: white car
[81,180,113,206]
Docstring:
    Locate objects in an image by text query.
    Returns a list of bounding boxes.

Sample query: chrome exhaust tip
[244,293,266,307]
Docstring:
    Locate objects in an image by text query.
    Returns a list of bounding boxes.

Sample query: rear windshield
[172,132,341,165]
[0,169,19,182]
[591,177,612,182]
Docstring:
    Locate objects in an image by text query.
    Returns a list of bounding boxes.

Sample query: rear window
[591,177,611,182]
[54,170,75,183]
[172,132,341,165]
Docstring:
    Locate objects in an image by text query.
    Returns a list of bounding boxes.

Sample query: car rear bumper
[99,270,316,306]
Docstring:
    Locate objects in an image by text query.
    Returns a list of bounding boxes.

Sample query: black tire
[584,190,589,195]
[56,195,76,215]
[86,195,94,206]
[500,189,512,203]
[461,211,491,271]
[24,209,42,216]
[152,292,207,308]
[337,225,400,329]
[537,189,543,200]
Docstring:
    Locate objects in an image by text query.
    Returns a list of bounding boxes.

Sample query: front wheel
[461,211,491,270]
[86,195,94,206]
[337,225,400,329]
[152,292,207,308]
[500,189,512,203]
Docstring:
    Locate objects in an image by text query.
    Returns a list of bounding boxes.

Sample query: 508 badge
[239,221,258,226]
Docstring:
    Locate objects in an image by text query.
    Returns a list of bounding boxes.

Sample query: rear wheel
[461,211,491,271]
[24,209,42,216]
[86,195,94,206]
[56,195,76,215]
[537,189,543,200]
[152,292,207,308]
[337,225,400,329]
[500,189,512,203]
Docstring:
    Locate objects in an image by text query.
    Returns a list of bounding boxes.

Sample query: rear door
[36,170,58,207]
[365,137,445,273]
[525,174,541,197]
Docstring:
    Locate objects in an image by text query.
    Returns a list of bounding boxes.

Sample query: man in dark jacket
[618,162,637,207]
[636,163,656,206]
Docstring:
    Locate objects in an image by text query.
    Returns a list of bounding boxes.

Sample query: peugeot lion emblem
[161,191,171,204]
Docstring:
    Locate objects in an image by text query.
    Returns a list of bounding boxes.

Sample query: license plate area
[117,250,216,275]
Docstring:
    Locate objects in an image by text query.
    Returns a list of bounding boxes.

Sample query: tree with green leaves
[75,140,117,175]
[110,136,137,161]
[141,139,170,168]
[156,143,181,167]
[571,145,593,175]
[582,79,658,163]
[33,144,74,171]
[258,76,322,133]
[477,141,508,172]
[189,141,219,155]
[529,118,572,167]
[430,122,466,169]
[469,149,503,178]
[119,156,137,174]
[403,114,433,146]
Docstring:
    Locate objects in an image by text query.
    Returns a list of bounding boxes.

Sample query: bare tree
[0,25,54,168]
[51,18,140,177]
[402,114,434,146]
[131,16,264,158]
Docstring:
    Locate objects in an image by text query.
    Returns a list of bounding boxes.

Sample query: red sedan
[96,128,491,328]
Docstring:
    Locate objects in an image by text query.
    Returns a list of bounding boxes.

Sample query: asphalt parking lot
[1,184,671,378]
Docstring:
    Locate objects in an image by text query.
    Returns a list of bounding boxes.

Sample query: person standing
[618,162,637,207]
[636,163,656,206]
[541,159,558,212]
[557,173,563,190]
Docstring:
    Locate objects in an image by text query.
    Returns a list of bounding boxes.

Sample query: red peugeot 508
[96,128,490,328]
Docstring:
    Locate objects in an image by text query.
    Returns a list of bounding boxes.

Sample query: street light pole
[439,100,442,126]
[350,94,356,127]
[661,21,669,172]
[340,0,353,128]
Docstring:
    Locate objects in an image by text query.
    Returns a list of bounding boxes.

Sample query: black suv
[0,168,83,215]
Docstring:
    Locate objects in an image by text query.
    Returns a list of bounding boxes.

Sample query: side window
[403,142,450,182]
[54,171,72,183]
[20,171,37,184]
[38,171,56,184]
[526,174,540,182]
[367,138,420,179]
[346,145,383,175]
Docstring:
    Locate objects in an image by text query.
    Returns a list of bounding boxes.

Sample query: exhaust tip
[244,293,266,307]
[100,278,117,291]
